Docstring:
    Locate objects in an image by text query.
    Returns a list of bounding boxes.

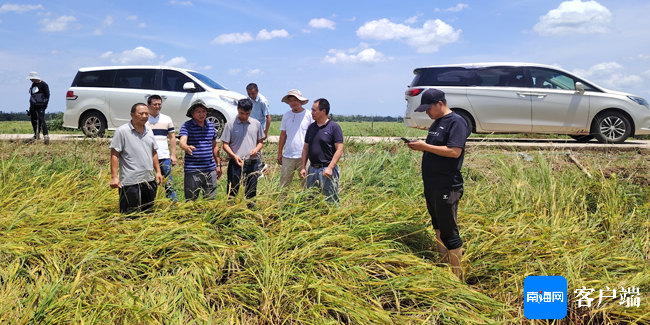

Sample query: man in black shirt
[27,71,50,144]
[407,88,468,279]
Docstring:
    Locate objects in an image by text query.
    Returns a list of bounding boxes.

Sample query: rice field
[0,139,648,324]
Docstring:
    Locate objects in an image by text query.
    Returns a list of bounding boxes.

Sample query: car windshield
[188,72,227,90]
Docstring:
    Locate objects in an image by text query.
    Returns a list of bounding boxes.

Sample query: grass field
[0,139,649,324]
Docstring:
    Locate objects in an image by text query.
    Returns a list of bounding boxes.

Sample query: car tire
[591,111,632,144]
[453,109,474,138]
[207,111,226,137]
[569,135,594,143]
[80,111,107,137]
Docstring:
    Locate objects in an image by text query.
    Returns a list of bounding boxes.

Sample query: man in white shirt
[246,83,271,175]
[146,94,178,202]
[277,89,313,188]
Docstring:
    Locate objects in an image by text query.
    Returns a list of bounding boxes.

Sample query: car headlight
[219,95,239,106]
[627,96,650,109]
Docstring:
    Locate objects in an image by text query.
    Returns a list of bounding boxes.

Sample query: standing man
[246,83,271,174]
[221,98,264,203]
[406,89,468,279]
[299,98,344,203]
[27,71,50,144]
[179,100,222,201]
[110,103,163,214]
[277,89,313,188]
[146,94,178,202]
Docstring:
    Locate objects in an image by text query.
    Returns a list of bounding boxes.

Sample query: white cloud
[323,46,391,65]
[445,4,470,12]
[635,54,650,61]
[168,0,192,6]
[404,16,419,24]
[256,29,289,40]
[99,46,157,64]
[301,29,311,33]
[344,17,356,22]
[356,18,461,53]
[126,15,137,20]
[211,32,254,44]
[228,68,241,76]
[533,0,611,36]
[347,42,371,53]
[308,18,336,30]
[139,23,146,28]
[0,4,43,13]
[643,70,650,78]
[246,69,262,77]
[39,15,77,32]
[51,50,61,54]
[93,15,114,36]
[163,57,187,67]
[573,62,642,88]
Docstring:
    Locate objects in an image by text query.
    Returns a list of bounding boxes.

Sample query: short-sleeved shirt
[249,93,270,131]
[146,113,175,160]
[109,122,158,186]
[221,117,264,160]
[304,119,344,165]
[421,112,468,190]
[280,109,313,159]
[179,119,217,172]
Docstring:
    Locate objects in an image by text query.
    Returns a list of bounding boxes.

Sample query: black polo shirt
[304,119,344,165]
[421,112,468,190]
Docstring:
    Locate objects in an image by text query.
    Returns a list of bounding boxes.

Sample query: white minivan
[63,66,246,136]
[404,62,650,143]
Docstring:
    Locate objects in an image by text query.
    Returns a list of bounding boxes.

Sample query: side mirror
[575,82,585,95]
[183,82,196,92]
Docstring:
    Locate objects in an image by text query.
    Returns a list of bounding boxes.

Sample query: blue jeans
[159,158,178,201]
[306,165,340,203]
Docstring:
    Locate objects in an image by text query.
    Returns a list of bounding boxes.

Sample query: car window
[162,70,197,92]
[411,67,473,87]
[475,67,525,87]
[188,71,227,90]
[529,68,597,91]
[73,70,116,88]
[113,69,156,90]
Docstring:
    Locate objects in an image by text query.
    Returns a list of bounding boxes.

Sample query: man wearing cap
[110,103,163,214]
[179,100,222,201]
[277,89,314,189]
[246,83,271,175]
[27,71,50,144]
[300,98,344,203]
[146,94,178,202]
[221,98,264,203]
[406,88,468,279]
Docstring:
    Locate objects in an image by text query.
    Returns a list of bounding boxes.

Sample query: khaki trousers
[279,157,306,188]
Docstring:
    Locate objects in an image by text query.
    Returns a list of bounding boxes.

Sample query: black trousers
[118,180,157,214]
[424,187,464,250]
[30,107,48,136]
[227,160,259,199]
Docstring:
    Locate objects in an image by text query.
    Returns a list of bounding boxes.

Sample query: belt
[311,163,329,169]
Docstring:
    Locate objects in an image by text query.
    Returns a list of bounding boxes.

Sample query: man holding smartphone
[406,88,468,279]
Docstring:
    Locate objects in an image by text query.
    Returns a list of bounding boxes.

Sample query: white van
[404,62,650,143]
[63,66,246,136]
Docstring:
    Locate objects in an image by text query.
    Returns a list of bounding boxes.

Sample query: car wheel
[453,109,474,138]
[207,111,226,137]
[80,112,106,137]
[591,111,631,144]
[569,135,594,142]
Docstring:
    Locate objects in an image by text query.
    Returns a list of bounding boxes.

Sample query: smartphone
[400,137,412,143]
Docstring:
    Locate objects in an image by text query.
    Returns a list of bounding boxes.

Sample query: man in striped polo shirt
[146,95,178,202]
[179,100,222,201]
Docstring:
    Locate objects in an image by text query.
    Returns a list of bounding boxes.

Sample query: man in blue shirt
[300,98,344,203]
[179,100,222,201]
[406,88,468,279]
[246,83,271,174]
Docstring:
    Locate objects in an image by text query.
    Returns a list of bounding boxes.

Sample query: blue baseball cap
[414,88,445,112]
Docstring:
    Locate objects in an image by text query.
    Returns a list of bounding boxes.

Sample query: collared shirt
[179,119,217,172]
[304,119,344,165]
[280,109,313,159]
[248,93,270,131]
[421,112,468,189]
[221,117,264,160]
[109,122,158,186]
[146,113,175,159]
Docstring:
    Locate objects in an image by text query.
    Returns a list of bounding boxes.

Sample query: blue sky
[1,0,649,116]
